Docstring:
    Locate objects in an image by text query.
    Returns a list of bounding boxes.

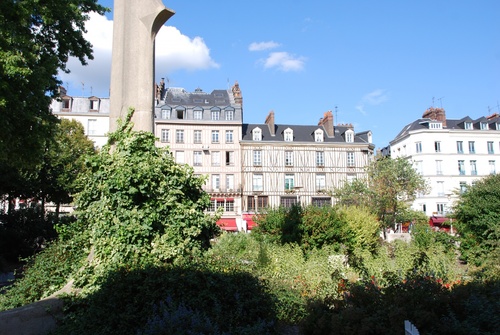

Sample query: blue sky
[60,0,500,149]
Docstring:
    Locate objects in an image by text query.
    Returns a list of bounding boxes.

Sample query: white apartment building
[389,107,500,217]
[240,110,375,226]
[154,82,245,231]
[50,87,110,147]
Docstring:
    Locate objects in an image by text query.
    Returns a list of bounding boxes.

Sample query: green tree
[40,119,96,216]
[332,178,374,208]
[75,111,220,282]
[0,0,107,196]
[453,173,500,270]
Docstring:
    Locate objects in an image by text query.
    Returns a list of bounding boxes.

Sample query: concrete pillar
[109,0,174,133]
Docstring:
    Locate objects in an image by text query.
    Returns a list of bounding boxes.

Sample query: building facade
[388,107,500,217]
[50,87,110,147]
[241,110,375,220]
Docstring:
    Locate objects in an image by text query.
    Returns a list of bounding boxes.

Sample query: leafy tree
[332,178,374,208]
[74,111,220,283]
[453,173,500,269]
[0,0,107,195]
[40,118,96,216]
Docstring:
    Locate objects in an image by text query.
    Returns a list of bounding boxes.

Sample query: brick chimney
[318,111,334,137]
[265,110,275,136]
[423,107,447,127]
[231,81,243,105]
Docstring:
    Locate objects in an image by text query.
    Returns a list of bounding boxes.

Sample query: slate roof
[163,87,231,107]
[241,123,371,144]
[392,114,500,143]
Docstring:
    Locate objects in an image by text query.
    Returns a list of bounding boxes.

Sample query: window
[211,130,219,143]
[280,196,297,208]
[415,141,422,153]
[225,199,234,212]
[430,122,442,129]
[225,109,234,121]
[284,174,295,190]
[488,141,494,154]
[457,141,464,154]
[285,151,294,166]
[253,150,262,166]
[211,151,220,166]
[312,197,331,207]
[176,109,185,119]
[316,151,325,166]
[226,174,235,191]
[161,109,171,119]
[465,122,473,130]
[316,174,326,191]
[345,130,354,143]
[212,174,220,190]
[347,152,355,167]
[193,151,202,166]
[62,98,71,110]
[225,130,234,143]
[434,141,441,153]
[458,160,465,175]
[211,109,220,120]
[284,128,293,142]
[161,129,170,143]
[252,128,262,141]
[176,130,184,143]
[470,160,477,175]
[415,160,423,174]
[90,99,99,110]
[459,182,467,194]
[194,130,202,143]
[225,151,234,166]
[436,160,442,175]
[314,129,324,142]
[437,181,444,196]
[252,174,263,191]
[480,122,488,130]
[247,196,268,212]
[193,109,203,120]
[468,141,475,154]
[488,160,496,174]
[437,203,445,215]
[87,119,97,135]
[175,151,184,164]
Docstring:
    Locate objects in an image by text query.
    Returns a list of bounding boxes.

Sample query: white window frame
[253,174,263,191]
[316,151,325,166]
[211,151,221,166]
[285,151,294,166]
[225,130,234,143]
[253,150,262,166]
[193,151,202,166]
[316,174,326,191]
[315,129,324,142]
[211,130,219,143]
[252,128,262,141]
[161,129,170,143]
[284,174,295,190]
[284,128,293,142]
[194,130,202,143]
[347,152,355,167]
[175,130,184,143]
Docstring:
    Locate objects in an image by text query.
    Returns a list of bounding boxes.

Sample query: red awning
[429,217,451,225]
[242,213,258,230]
[217,218,238,231]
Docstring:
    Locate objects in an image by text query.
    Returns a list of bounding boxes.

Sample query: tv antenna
[334,106,338,121]
[437,97,444,108]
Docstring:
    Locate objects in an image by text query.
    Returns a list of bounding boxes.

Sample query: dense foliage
[453,173,500,271]
[0,0,107,196]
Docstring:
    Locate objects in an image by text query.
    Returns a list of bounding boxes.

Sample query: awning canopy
[217,218,238,231]
[242,213,258,230]
[429,216,451,225]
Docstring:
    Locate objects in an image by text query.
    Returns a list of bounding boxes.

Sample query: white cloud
[356,89,389,115]
[248,41,280,51]
[263,52,306,72]
[59,13,219,97]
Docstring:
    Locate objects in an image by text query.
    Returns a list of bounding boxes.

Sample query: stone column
[109,0,174,133]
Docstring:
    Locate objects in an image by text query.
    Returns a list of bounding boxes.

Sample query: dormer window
[284,128,293,142]
[252,127,262,141]
[314,129,324,142]
[429,122,442,129]
[161,108,171,119]
[496,123,500,130]
[345,129,354,143]
[480,122,488,130]
[89,98,99,111]
[211,108,220,121]
[193,107,203,120]
[464,122,473,130]
[62,97,72,110]
[225,108,234,121]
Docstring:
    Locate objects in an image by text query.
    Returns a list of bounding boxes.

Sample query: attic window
[90,99,99,110]
[284,128,293,142]
[253,127,262,141]
[193,98,203,104]
[62,97,72,110]
[429,122,442,129]
[314,129,324,142]
[480,122,488,130]
[464,122,473,130]
[345,129,354,143]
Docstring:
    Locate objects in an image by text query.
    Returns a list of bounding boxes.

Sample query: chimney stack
[318,111,334,137]
[231,81,243,105]
[265,110,275,136]
[423,107,447,127]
